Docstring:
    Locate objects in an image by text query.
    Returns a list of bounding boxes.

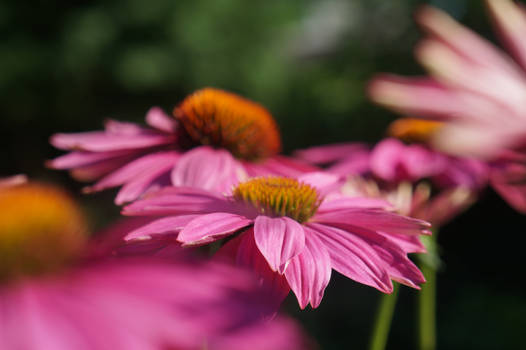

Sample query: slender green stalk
[369,283,399,350]
[418,231,439,350]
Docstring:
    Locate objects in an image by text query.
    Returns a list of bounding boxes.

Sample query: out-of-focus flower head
[48,88,316,205]
[369,1,526,159]
[368,1,526,212]
[0,182,311,350]
[296,118,488,227]
[122,173,430,309]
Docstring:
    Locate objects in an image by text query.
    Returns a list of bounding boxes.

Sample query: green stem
[369,283,399,350]
[418,231,439,350]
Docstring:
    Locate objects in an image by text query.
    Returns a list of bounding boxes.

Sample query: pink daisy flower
[369,1,526,159]
[368,2,526,211]
[297,136,488,226]
[122,174,430,309]
[48,88,316,204]
[0,182,310,350]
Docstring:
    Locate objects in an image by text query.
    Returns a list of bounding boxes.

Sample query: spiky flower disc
[174,88,282,160]
[233,177,322,222]
[0,183,88,281]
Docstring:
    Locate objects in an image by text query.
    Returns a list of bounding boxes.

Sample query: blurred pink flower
[297,138,488,190]
[369,1,526,159]
[1,258,311,350]
[0,182,311,350]
[296,138,488,226]
[368,1,526,212]
[122,174,430,309]
[48,88,315,205]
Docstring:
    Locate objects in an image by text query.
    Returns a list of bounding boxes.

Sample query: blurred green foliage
[1,0,525,349]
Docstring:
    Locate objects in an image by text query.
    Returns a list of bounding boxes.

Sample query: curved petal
[370,138,446,182]
[284,231,331,309]
[124,215,199,241]
[317,197,392,212]
[90,152,179,192]
[122,187,234,216]
[254,216,306,274]
[368,75,464,119]
[47,150,133,169]
[313,208,431,236]
[294,143,369,165]
[306,223,392,293]
[50,130,174,152]
[488,0,526,71]
[178,213,252,246]
[215,230,290,307]
[242,155,318,178]
[171,147,244,193]
[297,172,343,197]
[311,222,425,289]
[145,107,177,133]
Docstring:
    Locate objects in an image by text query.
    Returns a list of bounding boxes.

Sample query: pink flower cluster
[5,1,526,347]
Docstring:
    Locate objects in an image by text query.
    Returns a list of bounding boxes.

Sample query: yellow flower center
[173,88,282,161]
[387,118,444,143]
[0,183,88,281]
[232,177,321,222]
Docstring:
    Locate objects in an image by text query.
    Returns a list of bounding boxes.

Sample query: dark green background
[2,0,525,348]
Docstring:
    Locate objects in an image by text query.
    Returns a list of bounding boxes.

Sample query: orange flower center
[387,118,443,143]
[0,183,88,281]
[233,177,321,222]
[174,88,282,161]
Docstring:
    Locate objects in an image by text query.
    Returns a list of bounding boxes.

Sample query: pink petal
[104,119,145,134]
[306,223,392,293]
[216,231,290,306]
[145,107,177,133]
[242,155,319,178]
[114,161,178,205]
[284,231,331,309]
[370,138,446,182]
[47,150,133,169]
[379,233,426,254]
[488,0,526,71]
[178,212,252,246]
[415,38,526,112]
[417,4,524,75]
[90,152,179,191]
[294,143,369,164]
[330,222,425,288]
[327,149,372,177]
[317,197,392,212]
[171,146,244,192]
[254,216,306,274]
[490,162,526,213]
[50,129,174,152]
[124,215,199,241]
[122,187,233,216]
[368,75,463,119]
[297,172,342,196]
[313,208,431,236]
[73,157,136,182]
[0,174,27,189]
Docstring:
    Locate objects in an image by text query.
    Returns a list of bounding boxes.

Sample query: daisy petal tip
[367,76,409,107]
[414,4,440,25]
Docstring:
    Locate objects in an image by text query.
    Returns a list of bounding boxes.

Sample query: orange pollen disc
[387,118,444,143]
[0,183,88,281]
[232,177,321,222]
[173,88,282,160]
